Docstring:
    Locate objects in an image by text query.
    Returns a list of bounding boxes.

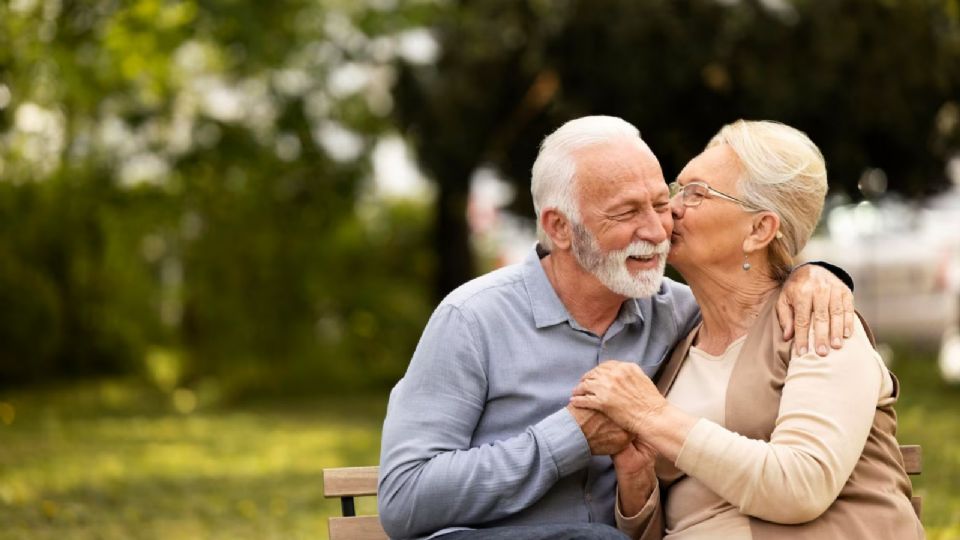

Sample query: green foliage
[2,0,959,392]
[0,0,435,394]
[394,0,960,293]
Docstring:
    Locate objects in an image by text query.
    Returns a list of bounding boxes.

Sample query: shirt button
[585,493,592,502]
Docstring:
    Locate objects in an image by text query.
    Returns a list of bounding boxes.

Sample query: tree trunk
[433,178,474,302]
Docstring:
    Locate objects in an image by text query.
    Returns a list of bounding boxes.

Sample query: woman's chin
[666,249,689,274]
[667,244,681,263]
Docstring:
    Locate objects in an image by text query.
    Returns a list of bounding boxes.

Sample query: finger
[569,395,601,410]
[776,295,794,340]
[829,284,844,349]
[791,294,812,356]
[843,290,855,339]
[572,380,595,396]
[812,284,831,356]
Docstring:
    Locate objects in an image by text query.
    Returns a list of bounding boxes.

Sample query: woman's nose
[670,197,686,219]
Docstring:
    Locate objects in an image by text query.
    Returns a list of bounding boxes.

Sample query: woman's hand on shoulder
[778,264,855,357]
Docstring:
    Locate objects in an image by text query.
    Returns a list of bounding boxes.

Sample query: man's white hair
[531,116,643,249]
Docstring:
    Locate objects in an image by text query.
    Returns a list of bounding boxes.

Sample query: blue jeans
[439,523,629,540]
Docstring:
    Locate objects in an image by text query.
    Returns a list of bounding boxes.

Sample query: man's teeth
[629,255,654,261]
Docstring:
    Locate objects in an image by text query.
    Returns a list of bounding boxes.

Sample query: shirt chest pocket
[601,336,672,376]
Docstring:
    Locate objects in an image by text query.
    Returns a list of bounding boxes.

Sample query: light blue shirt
[378,246,701,539]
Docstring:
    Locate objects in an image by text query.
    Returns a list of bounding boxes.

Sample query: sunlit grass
[891,343,960,540]
[0,381,384,539]
[1,346,959,539]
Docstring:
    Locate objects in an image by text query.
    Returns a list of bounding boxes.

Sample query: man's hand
[566,404,631,455]
[778,263,855,356]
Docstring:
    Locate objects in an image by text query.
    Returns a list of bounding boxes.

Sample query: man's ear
[742,211,781,253]
[542,208,573,250]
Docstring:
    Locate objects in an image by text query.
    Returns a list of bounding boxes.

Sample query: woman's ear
[742,211,781,253]
[542,208,573,250]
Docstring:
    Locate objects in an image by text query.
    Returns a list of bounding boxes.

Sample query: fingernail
[817,345,828,356]
[832,338,841,348]
[799,346,807,356]
[844,328,852,338]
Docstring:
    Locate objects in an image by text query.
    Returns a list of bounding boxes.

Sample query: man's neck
[541,252,626,337]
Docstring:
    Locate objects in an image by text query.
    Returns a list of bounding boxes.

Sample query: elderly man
[378,116,854,540]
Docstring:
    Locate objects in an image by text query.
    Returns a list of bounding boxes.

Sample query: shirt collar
[522,245,647,330]
[522,246,571,329]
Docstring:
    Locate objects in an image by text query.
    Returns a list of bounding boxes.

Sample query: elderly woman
[570,120,923,540]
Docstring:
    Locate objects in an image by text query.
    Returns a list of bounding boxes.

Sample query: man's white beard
[571,222,670,298]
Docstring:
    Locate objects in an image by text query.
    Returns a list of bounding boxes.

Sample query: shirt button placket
[584,472,594,520]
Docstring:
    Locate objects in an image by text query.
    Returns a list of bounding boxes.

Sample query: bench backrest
[322,466,386,540]
[322,445,922,540]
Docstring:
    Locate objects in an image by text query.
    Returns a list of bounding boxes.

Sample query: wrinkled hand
[566,404,631,456]
[778,264,855,356]
[570,361,667,436]
[613,438,657,478]
[613,438,658,517]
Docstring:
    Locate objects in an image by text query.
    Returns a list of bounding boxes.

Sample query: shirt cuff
[534,407,591,477]
[615,481,661,533]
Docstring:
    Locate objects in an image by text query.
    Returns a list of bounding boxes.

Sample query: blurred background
[1,0,959,538]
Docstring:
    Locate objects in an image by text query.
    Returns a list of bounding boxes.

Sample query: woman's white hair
[531,116,642,249]
[708,120,828,281]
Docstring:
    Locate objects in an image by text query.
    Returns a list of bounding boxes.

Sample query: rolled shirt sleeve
[378,304,591,539]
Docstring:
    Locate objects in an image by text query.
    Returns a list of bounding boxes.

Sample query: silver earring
[742,253,751,271]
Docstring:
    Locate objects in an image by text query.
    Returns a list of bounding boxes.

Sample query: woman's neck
[684,264,780,355]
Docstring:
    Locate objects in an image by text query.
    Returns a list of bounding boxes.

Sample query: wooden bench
[322,445,922,540]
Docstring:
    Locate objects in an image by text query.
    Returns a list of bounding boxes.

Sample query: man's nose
[635,210,669,244]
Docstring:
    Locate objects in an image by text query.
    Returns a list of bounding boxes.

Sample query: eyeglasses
[668,181,763,211]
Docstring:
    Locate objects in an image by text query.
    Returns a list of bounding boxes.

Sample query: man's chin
[604,270,663,298]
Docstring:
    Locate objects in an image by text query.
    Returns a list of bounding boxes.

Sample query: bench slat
[323,466,379,497]
[329,516,388,540]
[901,445,921,475]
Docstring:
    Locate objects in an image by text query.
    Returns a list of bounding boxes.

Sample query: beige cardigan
[619,291,923,539]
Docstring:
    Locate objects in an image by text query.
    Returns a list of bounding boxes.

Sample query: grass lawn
[0,383,387,540]
[1,345,958,539]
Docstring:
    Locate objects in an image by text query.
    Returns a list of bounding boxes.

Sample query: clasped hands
[566,361,664,457]
[566,362,663,505]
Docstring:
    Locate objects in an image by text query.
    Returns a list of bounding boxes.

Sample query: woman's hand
[778,264,855,356]
[570,361,668,436]
[613,438,658,517]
